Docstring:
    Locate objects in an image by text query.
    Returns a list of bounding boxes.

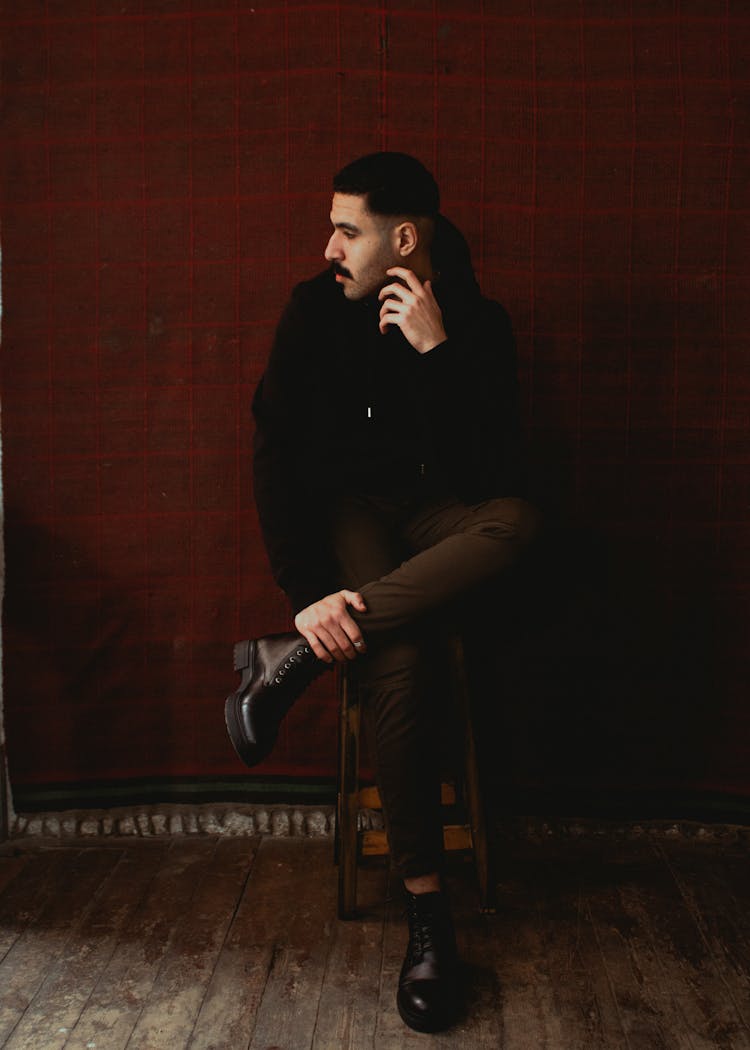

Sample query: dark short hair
[333,152,440,218]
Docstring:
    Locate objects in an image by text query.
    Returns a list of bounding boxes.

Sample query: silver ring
[354,641,364,649]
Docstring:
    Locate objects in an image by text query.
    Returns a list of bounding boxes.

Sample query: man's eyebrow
[330,217,361,234]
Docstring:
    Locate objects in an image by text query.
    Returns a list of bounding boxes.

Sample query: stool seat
[335,635,495,919]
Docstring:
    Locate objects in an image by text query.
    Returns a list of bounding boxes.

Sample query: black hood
[431,213,481,300]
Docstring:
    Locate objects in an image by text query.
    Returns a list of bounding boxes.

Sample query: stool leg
[451,637,497,914]
[333,672,342,868]
[337,667,361,920]
[0,742,9,843]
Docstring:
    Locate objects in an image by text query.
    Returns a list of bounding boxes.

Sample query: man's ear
[394,221,418,258]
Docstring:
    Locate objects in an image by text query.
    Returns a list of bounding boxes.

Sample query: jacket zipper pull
[367,405,373,419]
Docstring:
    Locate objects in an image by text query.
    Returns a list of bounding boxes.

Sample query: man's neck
[407,248,435,285]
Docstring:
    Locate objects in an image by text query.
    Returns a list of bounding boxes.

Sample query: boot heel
[233,640,252,672]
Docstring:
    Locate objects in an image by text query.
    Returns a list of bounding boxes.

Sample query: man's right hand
[294,590,368,663]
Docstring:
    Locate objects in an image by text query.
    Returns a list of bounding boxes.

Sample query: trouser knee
[469,496,541,550]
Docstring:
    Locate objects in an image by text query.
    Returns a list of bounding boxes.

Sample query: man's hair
[333,152,440,219]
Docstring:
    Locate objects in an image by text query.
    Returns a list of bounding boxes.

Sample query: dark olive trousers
[328,483,539,878]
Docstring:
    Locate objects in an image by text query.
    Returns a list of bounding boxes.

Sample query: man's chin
[333,271,380,301]
[338,279,364,301]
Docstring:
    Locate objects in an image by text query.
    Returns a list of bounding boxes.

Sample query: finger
[315,625,349,663]
[377,286,405,305]
[336,612,367,656]
[379,305,403,335]
[378,282,415,304]
[326,622,359,660]
[298,628,334,663]
[341,589,367,612]
[379,297,405,318]
[379,315,403,335]
[379,300,403,324]
[386,266,423,293]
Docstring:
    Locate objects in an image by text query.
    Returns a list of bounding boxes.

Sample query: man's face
[324,193,399,300]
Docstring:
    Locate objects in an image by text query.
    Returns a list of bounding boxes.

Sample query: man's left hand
[378,267,447,354]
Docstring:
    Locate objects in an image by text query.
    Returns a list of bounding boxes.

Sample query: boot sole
[397,996,457,1034]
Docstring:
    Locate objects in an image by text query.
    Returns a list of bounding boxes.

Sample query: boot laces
[271,646,325,698]
[406,896,441,962]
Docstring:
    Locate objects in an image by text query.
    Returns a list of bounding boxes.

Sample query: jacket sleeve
[252,290,338,613]
[417,300,526,498]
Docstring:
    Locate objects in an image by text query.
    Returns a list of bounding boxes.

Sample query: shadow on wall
[468,288,727,813]
[460,516,726,821]
[3,510,173,794]
[469,520,720,796]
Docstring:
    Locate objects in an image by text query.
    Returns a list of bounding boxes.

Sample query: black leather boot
[397,889,461,1033]
[224,632,330,766]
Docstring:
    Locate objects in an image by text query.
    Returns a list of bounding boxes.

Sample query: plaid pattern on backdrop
[0,1,748,797]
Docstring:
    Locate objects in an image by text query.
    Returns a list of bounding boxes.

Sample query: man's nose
[324,232,342,261]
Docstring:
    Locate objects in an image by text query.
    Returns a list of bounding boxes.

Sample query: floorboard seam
[121,838,221,1050]
[186,842,260,1050]
[0,856,48,969]
[373,870,395,1047]
[4,847,125,1050]
[619,881,699,1050]
[654,842,750,1034]
[585,897,633,1050]
[61,841,170,1050]
[55,845,137,1049]
[245,944,279,1050]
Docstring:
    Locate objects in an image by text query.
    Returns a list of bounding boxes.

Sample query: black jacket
[252,216,525,612]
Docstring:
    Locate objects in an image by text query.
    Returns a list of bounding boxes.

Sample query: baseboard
[9,802,337,840]
[500,784,750,826]
[8,778,750,838]
[5,802,750,848]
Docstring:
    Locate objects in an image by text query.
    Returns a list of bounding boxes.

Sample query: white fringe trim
[5,805,747,844]
[9,803,338,839]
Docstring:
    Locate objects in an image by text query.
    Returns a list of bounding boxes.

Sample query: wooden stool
[335,636,495,920]
[0,742,8,843]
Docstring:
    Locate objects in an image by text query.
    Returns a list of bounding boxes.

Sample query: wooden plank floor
[0,832,749,1049]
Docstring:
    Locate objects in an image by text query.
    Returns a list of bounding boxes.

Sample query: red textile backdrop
[1,1,748,804]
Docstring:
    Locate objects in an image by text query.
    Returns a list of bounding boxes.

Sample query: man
[225,152,537,1032]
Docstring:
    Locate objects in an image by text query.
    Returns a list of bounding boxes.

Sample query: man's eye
[343,231,355,240]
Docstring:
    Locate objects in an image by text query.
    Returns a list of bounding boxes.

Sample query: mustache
[333,263,353,279]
